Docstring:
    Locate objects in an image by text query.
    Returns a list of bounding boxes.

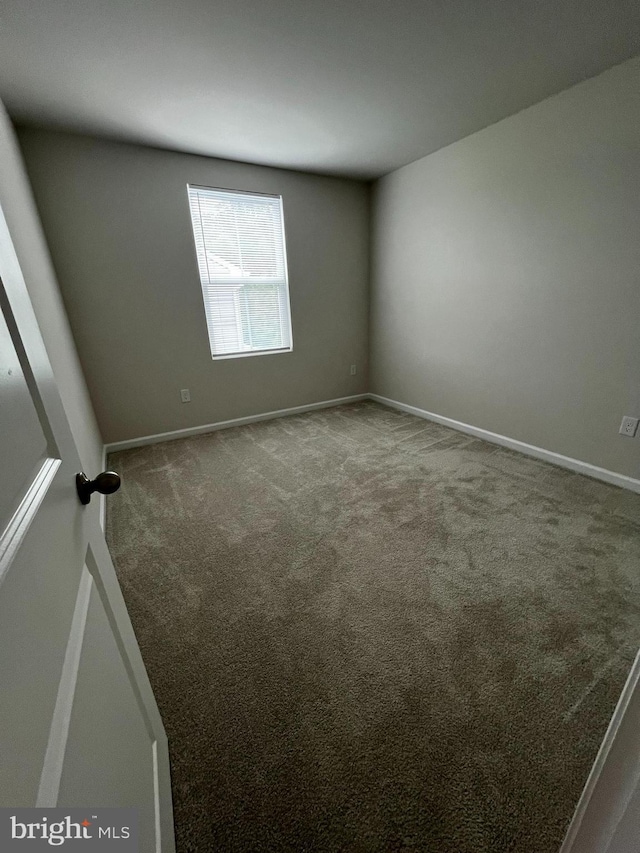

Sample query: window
[187,185,293,359]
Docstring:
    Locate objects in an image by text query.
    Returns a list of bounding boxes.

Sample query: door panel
[0,305,48,530]
[0,475,86,804]
[58,571,157,853]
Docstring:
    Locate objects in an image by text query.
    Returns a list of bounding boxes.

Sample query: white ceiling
[1,0,639,179]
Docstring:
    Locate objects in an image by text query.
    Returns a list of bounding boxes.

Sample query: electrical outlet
[619,416,638,437]
[180,388,191,403]
[350,364,357,375]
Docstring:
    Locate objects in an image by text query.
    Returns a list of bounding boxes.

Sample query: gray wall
[18,130,370,444]
[370,56,640,480]
[0,103,103,480]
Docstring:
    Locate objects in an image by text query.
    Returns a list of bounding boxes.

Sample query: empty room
[0,1,639,851]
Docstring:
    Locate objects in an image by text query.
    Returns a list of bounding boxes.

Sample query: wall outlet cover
[180,388,191,403]
[619,416,639,437]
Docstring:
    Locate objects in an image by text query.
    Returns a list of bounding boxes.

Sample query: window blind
[187,185,293,358]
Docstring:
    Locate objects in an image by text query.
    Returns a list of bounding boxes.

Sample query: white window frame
[187,184,294,360]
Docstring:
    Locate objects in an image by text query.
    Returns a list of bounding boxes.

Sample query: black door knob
[76,470,121,505]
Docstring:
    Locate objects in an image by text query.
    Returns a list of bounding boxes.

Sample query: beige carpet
[107,401,640,852]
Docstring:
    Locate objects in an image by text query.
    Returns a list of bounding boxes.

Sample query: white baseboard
[101,390,639,495]
[369,393,640,494]
[104,394,369,453]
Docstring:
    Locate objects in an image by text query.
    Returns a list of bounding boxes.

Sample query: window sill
[210,346,293,361]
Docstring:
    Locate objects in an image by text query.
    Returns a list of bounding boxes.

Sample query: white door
[560,649,640,853]
[0,198,175,852]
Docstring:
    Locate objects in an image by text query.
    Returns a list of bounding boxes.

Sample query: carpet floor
[106,401,640,853]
